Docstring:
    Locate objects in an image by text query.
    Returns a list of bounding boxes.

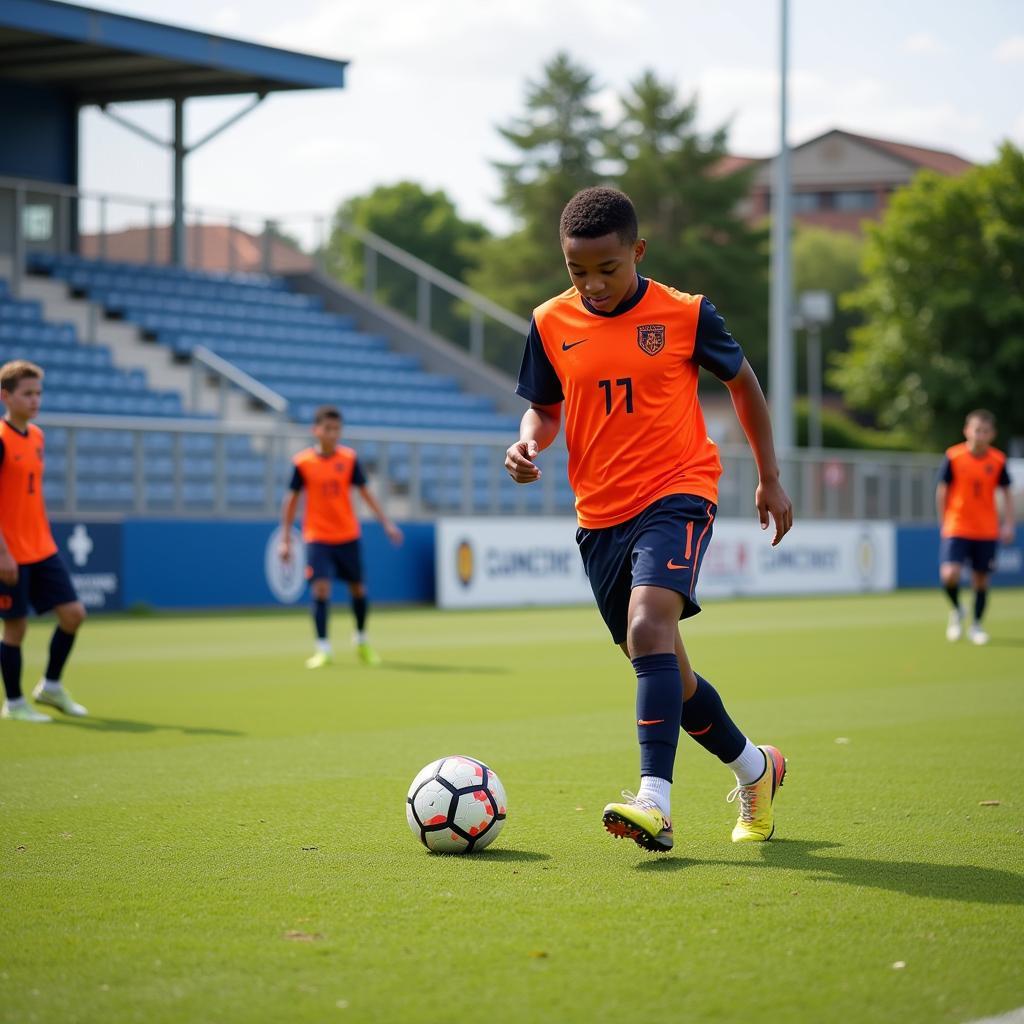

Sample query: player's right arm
[935,456,952,525]
[507,318,564,485]
[0,440,15,584]
[279,465,303,562]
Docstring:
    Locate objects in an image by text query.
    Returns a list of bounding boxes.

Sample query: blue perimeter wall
[51,520,1024,612]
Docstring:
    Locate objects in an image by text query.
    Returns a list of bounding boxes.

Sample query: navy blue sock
[352,596,368,633]
[633,653,683,783]
[45,628,76,682]
[682,674,747,764]
[1,642,23,701]
[313,599,328,640]
[974,589,988,623]
[944,583,960,611]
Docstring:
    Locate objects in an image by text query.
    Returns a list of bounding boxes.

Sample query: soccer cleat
[728,745,787,843]
[305,651,334,669]
[32,681,88,717]
[602,791,673,852]
[946,610,963,642]
[356,643,382,667]
[969,625,990,646]
[2,700,52,723]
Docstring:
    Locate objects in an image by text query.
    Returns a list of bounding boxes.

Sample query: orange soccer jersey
[290,445,366,544]
[940,442,1010,540]
[0,420,58,564]
[517,278,744,529]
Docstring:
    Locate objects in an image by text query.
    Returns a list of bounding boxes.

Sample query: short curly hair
[559,187,638,245]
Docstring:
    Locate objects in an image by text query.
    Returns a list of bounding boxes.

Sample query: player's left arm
[998,466,1015,543]
[725,360,793,546]
[356,485,403,546]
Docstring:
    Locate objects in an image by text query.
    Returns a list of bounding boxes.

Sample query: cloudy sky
[80,0,1024,235]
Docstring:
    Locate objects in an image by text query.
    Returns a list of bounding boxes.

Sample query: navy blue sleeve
[692,298,745,381]
[999,463,1011,487]
[939,457,953,485]
[351,459,367,487]
[288,465,304,492]
[515,319,564,405]
[0,437,4,468]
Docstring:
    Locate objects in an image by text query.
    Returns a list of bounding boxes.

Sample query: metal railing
[189,345,288,420]
[34,414,948,523]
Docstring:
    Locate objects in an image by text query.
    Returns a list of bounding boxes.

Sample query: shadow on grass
[447,848,552,863]
[52,716,243,737]
[636,839,1024,906]
[380,660,509,676]
[985,637,1024,648]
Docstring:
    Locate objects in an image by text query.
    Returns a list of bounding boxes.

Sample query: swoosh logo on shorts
[562,339,588,351]
[666,559,689,570]
[637,718,665,726]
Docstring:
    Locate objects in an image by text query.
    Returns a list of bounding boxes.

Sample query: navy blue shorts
[940,536,997,573]
[576,494,716,645]
[0,553,78,620]
[306,540,363,585]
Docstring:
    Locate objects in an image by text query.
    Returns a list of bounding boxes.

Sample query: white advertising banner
[436,516,896,609]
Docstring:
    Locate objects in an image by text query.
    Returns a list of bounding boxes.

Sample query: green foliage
[793,399,919,451]
[832,143,1024,448]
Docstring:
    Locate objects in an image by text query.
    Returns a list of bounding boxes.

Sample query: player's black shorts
[0,553,78,620]
[306,540,363,585]
[940,536,997,573]
[576,493,716,645]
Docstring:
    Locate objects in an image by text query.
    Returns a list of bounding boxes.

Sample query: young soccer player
[506,187,793,853]
[937,409,1014,645]
[279,405,403,668]
[0,361,88,722]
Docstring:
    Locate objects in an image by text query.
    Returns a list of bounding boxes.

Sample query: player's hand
[385,522,404,546]
[505,440,541,484]
[0,551,17,586]
[1001,523,1015,545]
[278,539,292,563]
[756,477,793,547]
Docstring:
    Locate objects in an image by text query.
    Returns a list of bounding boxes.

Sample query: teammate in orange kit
[280,405,403,669]
[0,360,88,723]
[505,188,793,853]
[937,409,1015,645]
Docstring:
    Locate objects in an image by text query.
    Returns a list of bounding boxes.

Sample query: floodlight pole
[769,0,795,453]
[172,97,186,267]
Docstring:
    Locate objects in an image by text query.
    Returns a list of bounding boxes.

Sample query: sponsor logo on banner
[265,525,306,604]
[52,521,122,610]
[456,539,474,587]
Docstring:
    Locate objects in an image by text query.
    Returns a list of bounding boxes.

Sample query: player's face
[964,417,995,451]
[1,378,42,422]
[562,233,646,312]
[313,418,342,451]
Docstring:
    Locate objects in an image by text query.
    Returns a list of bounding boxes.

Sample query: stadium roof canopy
[0,0,346,103]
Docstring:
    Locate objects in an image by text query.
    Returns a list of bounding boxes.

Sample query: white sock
[316,639,331,654]
[728,741,767,786]
[42,679,63,694]
[355,630,367,645]
[637,776,672,818]
[6,696,26,709]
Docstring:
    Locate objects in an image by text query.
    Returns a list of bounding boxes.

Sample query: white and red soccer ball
[406,755,507,853]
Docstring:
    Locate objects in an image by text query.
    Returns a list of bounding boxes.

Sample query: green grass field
[2,590,1023,1024]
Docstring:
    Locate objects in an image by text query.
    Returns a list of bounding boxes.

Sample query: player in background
[937,409,1014,645]
[0,361,87,722]
[506,188,793,853]
[280,405,403,668]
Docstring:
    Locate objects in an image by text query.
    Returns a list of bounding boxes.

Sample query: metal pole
[98,195,107,261]
[12,185,25,297]
[769,0,795,453]
[147,203,157,265]
[172,96,186,267]
[807,323,822,449]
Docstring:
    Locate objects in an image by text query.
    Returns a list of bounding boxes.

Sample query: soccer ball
[406,755,507,854]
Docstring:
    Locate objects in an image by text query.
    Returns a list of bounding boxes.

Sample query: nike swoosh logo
[686,724,713,736]
[637,718,665,726]
[562,339,588,351]
[666,559,689,570]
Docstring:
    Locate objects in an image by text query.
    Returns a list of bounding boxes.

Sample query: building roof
[0,0,347,103]
[838,130,974,176]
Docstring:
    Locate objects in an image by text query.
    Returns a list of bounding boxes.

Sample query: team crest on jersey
[637,324,665,356]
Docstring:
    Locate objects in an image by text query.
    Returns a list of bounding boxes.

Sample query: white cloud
[904,31,947,55]
[994,36,1024,62]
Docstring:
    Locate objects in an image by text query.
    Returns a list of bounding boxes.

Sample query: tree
[467,52,608,319]
[832,143,1024,449]
[609,70,769,375]
[323,181,488,334]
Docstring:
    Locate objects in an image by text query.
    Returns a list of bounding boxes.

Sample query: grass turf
[2,590,1023,1024]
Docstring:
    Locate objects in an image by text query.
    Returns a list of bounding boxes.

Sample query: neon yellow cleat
[602,791,673,852]
[32,681,88,717]
[305,651,334,669]
[357,643,382,666]
[728,745,787,842]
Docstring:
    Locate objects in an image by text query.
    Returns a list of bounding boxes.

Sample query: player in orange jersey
[506,188,793,853]
[0,361,88,723]
[280,405,403,669]
[936,409,1014,645]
